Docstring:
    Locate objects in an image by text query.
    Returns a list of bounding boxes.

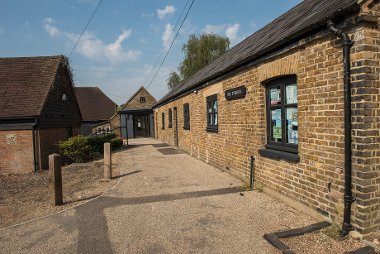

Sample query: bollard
[49,153,63,206]
[104,142,112,180]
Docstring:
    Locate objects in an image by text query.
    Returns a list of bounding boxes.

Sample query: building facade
[75,87,116,136]
[153,0,380,237]
[0,56,82,173]
[118,86,157,139]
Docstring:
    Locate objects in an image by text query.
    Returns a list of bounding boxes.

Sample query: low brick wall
[0,130,34,174]
[37,127,80,170]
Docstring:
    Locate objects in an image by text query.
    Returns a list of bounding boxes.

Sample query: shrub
[58,134,122,163]
[57,135,95,163]
[87,133,117,154]
[110,138,123,149]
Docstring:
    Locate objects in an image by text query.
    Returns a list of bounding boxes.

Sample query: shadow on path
[111,170,142,180]
[75,186,244,254]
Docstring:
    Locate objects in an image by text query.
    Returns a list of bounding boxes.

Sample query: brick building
[153,0,380,237]
[117,86,157,139]
[75,86,116,135]
[0,55,82,174]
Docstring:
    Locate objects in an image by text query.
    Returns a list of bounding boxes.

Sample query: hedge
[57,134,123,163]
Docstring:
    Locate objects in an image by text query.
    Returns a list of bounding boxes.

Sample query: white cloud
[202,24,225,35]
[157,5,176,20]
[225,23,240,44]
[43,18,141,64]
[202,23,241,44]
[162,23,174,48]
[43,18,60,37]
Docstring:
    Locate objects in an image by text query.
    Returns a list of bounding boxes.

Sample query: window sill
[259,148,299,163]
[183,126,190,130]
[206,127,218,133]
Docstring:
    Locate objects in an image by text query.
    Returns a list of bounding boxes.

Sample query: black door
[134,114,149,137]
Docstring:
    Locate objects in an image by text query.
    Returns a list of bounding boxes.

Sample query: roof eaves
[153,0,360,109]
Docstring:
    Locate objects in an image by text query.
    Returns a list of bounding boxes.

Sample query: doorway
[133,114,149,137]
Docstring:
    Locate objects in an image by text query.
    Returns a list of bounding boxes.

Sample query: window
[183,103,190,130]
[260,76,298,161]
[140,96,146,103]
[106,127,111,133]
[206,94,218,132]
[168,108,173,128]
[162,112,165,130]
[97,127,102,135]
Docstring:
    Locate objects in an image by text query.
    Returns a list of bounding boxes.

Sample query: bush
[87,133,117,154]
[110,138,123,149]
[58,134,121,163]
[57,135,96,163]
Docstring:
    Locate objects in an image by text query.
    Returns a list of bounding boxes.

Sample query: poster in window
[273,127,282,140]
[270,88,281,105]
[286,84,297,104]
[286,108,298,144]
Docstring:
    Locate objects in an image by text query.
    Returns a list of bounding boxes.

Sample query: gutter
[326,20,356,238]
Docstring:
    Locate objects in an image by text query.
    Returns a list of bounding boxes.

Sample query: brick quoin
[154,2,380,237]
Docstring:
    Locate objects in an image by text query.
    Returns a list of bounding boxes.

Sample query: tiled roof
[75,87,116,121]
[154,0,360,107]
[0,55,64,118]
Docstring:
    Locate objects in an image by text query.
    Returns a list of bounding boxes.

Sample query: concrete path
[0,138,317,254]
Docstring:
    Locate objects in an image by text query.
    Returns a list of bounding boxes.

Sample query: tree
[167,71,181,90]
[167,33,230,90]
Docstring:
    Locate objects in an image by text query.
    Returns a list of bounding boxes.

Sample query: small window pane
[270,87,281,105]
[214,113,218,125]
[286,107,298,144]
[270,109,282,142]
[208,101,212,113]
[213,101,218,112]
[208,114,212,125]
[286,84,297,104]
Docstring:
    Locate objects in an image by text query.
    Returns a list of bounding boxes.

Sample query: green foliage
[110,138,123,149]
[167,33,230,90]
[87,133,117,154]
[167,71,182,90]
[58,133,121,163]
[57,136,95,163]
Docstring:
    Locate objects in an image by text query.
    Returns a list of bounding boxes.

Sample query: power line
[147,0,195,89]
[142,0,191,86]
[68,0,103,58]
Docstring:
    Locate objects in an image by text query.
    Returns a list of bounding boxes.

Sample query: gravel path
[0,138,373,253]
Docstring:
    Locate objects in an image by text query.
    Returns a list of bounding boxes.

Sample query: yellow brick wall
[154,7,380,236]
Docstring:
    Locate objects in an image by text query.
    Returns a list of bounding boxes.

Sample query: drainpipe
[32,118,38,172]
[326,20,355,237]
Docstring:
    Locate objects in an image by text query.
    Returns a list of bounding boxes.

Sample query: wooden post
[49,153,63,206]
[104,142,112,180]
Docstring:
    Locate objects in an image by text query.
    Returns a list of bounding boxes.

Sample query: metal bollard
[104,142,112,180]
[49,153,63,206]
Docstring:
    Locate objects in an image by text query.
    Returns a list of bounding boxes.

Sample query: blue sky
[0,0,302,105]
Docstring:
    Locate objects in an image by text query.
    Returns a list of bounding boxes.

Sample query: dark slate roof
[0,55,64,118]
[155,0,360,107]
[75,87,116,122]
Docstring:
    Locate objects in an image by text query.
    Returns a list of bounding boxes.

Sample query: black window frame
[161,112,165,130]
[265,75,298,154]
[168,108,173,128]
[183,103,190,130]
[206,94,218,132]
[140,96,146,103]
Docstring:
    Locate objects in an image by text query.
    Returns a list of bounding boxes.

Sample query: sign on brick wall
[225,86,247,101]
[6,134,17,145]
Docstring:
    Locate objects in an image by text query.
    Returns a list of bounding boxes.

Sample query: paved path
[0,138,317,254]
